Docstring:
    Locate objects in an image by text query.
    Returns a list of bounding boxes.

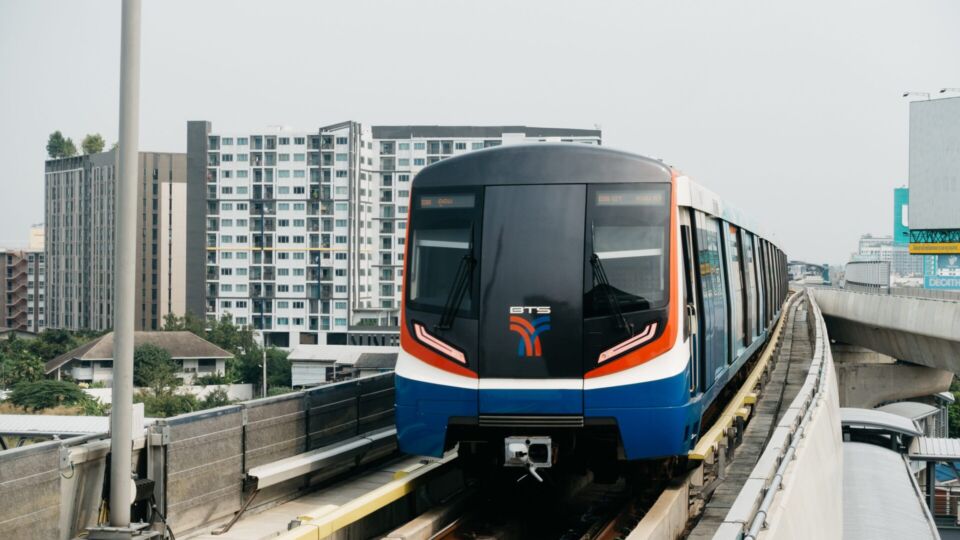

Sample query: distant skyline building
[192,121,602,347]
[28,224,44,251]
[892,187,922,277]
[45,150,192,331]
[853,234,893,263]
[0,248,44,332]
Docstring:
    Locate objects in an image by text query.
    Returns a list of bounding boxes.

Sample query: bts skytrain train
[394,144,787,478]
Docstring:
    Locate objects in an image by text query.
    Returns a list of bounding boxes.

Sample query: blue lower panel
[586,369,702,460]
[395,375,476,457]
[479,388,582,414]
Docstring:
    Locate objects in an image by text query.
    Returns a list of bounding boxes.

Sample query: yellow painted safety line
[689,293,796,462]
[275,452,457,540]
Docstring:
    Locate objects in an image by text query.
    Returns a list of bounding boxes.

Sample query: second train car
[394,144,787,478]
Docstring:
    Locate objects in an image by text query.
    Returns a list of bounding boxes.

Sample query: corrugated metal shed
[876,402,941,421]
[910,437,960,461]
[0,414,154,437]
[840,407,923,437]
[843,442,939,540]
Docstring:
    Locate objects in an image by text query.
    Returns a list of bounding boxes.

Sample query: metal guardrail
[714,288,833,539]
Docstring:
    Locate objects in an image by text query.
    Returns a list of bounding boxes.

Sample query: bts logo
[508,306,551,357]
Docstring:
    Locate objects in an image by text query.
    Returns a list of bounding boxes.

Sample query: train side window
[753,237,764,333]
[724,223,746,359]
[741,231,758,342]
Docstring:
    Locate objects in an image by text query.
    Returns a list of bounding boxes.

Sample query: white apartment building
[192,122,601,348]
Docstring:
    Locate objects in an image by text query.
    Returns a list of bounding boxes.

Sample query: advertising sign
[924,255,960,289]
[893,187,910,245]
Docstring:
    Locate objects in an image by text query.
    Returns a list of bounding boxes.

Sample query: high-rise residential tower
[190,121,601,347]
[45,150,191,331]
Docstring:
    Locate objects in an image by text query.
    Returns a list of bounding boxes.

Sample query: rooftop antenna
[902,91,931,100]
[940,88,960,94]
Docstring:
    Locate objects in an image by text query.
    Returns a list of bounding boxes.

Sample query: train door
[477,184,586,414]
[693,211,728,390]
[680,209,702,394]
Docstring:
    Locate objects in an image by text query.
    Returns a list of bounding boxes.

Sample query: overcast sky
[2,1,959,264]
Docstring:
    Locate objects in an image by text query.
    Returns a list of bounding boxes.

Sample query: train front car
[395,144,698,478]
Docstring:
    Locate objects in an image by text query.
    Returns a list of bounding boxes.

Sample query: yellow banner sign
[909,243,960,254]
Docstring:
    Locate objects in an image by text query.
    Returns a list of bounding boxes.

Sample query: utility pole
[110,0,141,530]
[89,4,156,537]
[261,331,268,397]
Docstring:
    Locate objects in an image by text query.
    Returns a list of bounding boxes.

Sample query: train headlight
[413,322,466,364]
[597,322,658,364]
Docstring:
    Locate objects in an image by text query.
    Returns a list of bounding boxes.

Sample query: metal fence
[0,371,397,539]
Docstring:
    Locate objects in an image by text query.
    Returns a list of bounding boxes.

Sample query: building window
[237,137,249,145]
[455,142,467,150]
[414,158,425,166]
[414,142,426,150]
[336,137,348,145]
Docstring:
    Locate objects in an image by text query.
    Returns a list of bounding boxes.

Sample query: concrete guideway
[627,289,845,539]
[811,287,960,373]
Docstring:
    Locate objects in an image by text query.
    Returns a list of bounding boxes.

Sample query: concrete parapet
[0,440,61,538]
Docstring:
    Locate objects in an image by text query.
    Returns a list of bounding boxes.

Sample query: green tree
[135,391,198,417]
[133,344,180,396]
[0,334,46,388]
[163,312,207,337]
[8,380,86,411]
[46,131,78,158]
[81,133,105,154]
[950,378,960,438]
[27,329,89,363]
[202,387,232,408]
[206,314,256,355]
[231,347,290,396]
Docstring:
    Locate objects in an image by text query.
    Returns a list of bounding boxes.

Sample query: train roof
[412,143,672,187]
[676,174,780,250]
[412,143,781,251]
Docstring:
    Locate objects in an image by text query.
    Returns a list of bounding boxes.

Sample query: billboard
[923,254,960,289]
[908,96,960,254]
[893,187,910,245]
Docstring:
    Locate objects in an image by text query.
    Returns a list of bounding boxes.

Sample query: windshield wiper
[590,252,634,337]
[435,243,475,331]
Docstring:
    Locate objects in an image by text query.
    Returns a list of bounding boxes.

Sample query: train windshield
[584,183,671,318]
[407,191,480,316]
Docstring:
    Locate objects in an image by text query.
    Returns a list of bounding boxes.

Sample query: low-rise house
[354,352,398,378]
[44,331,233,386]
[289,345,398,387]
